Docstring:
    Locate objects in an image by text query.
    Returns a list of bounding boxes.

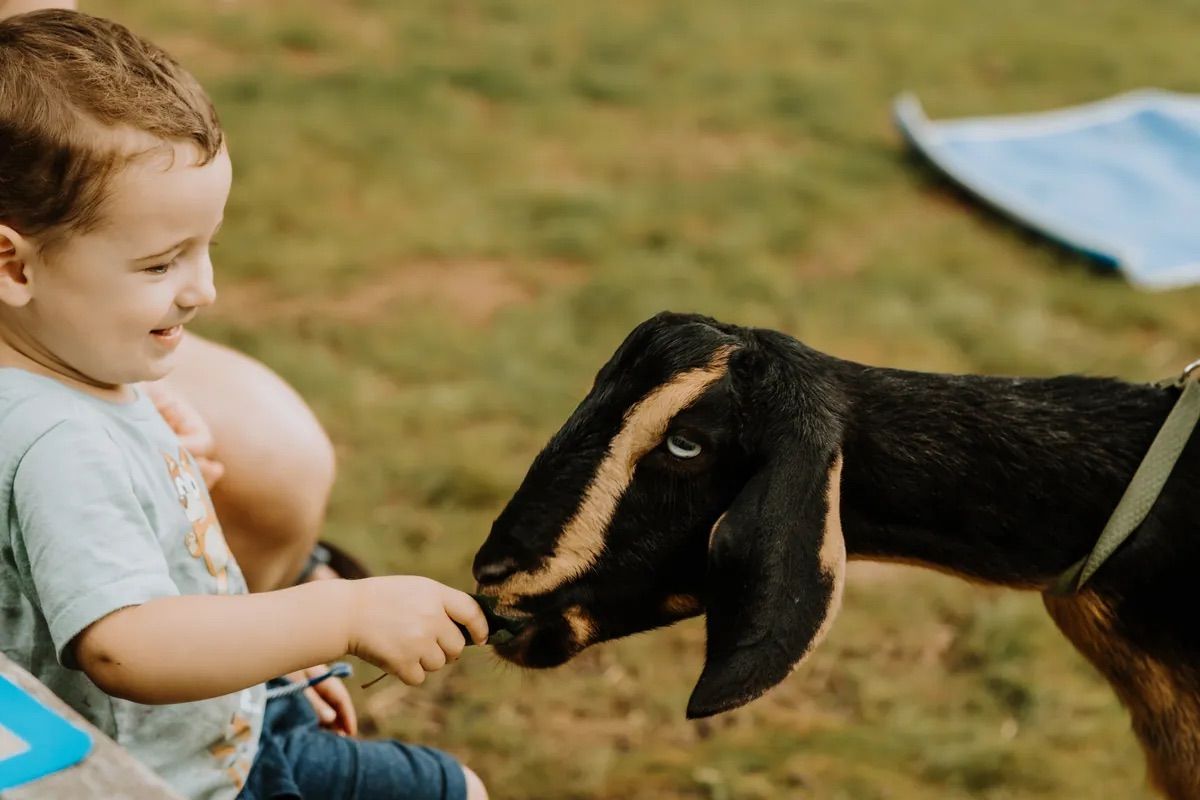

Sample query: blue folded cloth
[894,90,1200,290]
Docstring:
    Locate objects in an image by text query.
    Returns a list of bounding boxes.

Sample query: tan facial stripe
[500,345,736,596]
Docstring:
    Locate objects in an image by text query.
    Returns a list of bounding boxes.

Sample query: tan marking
[661,593,703,617]
[800,453,846,662]
[1044,591,1200,799]
[497,346,736,599]
[563,605,596,646]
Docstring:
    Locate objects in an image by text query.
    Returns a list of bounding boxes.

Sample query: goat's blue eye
[666,434,702,459]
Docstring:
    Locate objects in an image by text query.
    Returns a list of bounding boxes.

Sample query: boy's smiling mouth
[151,312,195,342]
[150,323,187,345]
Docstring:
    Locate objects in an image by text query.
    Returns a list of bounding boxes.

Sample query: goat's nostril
[473,557,519,585]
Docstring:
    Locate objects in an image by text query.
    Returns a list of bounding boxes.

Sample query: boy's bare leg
[464,766,489,800]
[158,333,337,592]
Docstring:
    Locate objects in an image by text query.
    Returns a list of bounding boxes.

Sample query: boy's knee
[268,412,337,512]
[171,334,337,543]
[463,765,488,800]
[212,410,335,547]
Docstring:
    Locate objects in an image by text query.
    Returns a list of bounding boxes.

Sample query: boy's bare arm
[74,576,489,705]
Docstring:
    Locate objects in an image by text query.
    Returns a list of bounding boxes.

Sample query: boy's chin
[97,357,176,388]
[140,361,174,382]
[136,350,182,382]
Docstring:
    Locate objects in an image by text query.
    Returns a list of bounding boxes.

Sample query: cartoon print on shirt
[208,688,261,788]
[163,448,230,594]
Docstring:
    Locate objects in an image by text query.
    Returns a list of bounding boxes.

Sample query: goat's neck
[835,365,1184,588]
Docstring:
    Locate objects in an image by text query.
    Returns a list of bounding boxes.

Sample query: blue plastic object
[0,675,92,790]
[895,90,1200,290]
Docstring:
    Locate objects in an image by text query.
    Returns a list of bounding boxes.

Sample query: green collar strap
[1049,360,1200,596]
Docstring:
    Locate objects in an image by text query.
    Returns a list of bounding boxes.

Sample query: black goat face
[473,312,847,718]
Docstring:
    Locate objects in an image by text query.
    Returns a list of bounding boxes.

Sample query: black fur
[473,312,1200,783]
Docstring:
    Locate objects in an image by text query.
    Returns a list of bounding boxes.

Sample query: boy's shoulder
[0,370,120,458]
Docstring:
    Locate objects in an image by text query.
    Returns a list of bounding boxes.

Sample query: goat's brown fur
[1046,593,1200,799]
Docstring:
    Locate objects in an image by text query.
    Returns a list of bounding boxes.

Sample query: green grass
[92,0,1200,796]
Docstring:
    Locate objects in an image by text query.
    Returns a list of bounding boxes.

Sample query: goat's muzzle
[474,587,595,668]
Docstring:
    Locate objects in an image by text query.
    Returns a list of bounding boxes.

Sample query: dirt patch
[212,259,586,327]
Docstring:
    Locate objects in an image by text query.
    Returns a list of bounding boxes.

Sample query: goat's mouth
[491,622,583,668]
[486,594,704,668]
[486,601,596,668]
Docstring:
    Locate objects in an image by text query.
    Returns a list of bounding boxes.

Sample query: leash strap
[264,662,353,701]
[1050,361,1200,595]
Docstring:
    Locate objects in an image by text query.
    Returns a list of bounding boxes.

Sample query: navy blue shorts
[238,681,467,800]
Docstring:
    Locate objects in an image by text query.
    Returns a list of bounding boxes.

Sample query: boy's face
[3,138,231,393]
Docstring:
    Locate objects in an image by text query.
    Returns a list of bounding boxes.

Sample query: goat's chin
[492,624,586,669]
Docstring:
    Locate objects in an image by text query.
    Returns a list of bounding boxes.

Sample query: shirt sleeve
[11,418,180,668]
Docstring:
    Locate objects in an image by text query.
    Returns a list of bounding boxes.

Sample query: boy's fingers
[146,387,218,458]
[196,457,225,487]
[437,626,467,660]
[153,399,195,438]
[314,678,357,736]
[419,645,447,673]
[148,391,177,416]
[336,694,357,736]
[176,430,202,449]
[314,675,351,703]
[156,405,180,427]
[397,663,427,687]
[303,687,337,725]
[443,591,489,645]
[180,431,216,457]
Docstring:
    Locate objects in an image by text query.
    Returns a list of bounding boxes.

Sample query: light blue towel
[894,90,1200,290]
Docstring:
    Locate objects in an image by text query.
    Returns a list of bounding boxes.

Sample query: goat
[472,311,1200,798]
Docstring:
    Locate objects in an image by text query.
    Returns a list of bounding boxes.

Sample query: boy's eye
[144,262,172,275]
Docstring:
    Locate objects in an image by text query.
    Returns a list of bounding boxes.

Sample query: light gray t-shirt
[0,369,264,800]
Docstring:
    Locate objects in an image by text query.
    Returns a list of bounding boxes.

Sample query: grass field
[93,1,1200,796]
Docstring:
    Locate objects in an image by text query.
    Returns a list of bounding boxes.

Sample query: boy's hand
[346,577,488,686]
[143,381,225,487]
[287,664,357,736]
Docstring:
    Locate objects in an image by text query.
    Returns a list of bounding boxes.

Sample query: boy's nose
[179,259,217,308]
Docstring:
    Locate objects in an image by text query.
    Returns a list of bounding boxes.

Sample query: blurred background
[94,1,1199,797]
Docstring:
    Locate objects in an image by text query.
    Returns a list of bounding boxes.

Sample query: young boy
[0,10,490,800]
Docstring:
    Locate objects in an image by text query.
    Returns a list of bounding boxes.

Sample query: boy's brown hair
[0,9,222,249]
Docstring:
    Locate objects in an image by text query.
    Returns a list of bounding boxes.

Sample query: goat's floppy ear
[687,409,846,719]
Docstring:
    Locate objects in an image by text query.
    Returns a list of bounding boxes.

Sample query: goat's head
[472,312,847,717]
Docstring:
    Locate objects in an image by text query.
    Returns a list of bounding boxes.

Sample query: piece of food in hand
[456,593,526,646]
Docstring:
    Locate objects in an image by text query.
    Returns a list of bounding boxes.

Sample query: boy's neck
[0,331,136,403]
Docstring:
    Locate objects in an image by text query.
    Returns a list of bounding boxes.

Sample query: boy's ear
[0,225,35,307]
